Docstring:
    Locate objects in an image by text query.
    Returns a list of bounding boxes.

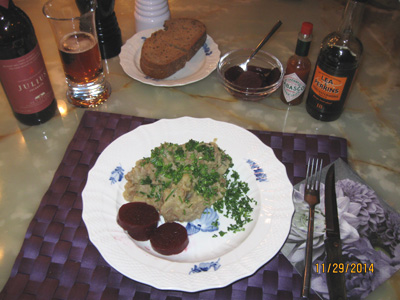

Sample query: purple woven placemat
[1,111,347,300]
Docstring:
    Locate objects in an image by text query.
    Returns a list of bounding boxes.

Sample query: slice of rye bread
[140,18,207,79]
[140,31,188,79]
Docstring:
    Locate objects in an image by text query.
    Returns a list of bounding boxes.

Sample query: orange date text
[315,263,374,274]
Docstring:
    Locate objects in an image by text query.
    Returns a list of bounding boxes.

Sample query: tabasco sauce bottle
[280,22,313,106]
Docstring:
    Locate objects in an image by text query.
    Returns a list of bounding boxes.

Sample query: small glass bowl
[217,48,284,101]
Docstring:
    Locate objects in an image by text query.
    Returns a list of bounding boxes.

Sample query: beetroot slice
[150,222,189,255]
[117,202,159,241]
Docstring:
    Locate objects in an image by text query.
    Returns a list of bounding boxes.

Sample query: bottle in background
[76,0,122,59]
[280,22,313,106]
[0,0,57,126]
[134,0,170,33]
[0,0,57,125]
[306,0,365,121]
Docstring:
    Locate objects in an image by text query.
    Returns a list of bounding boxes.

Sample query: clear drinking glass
[43,0,111,108]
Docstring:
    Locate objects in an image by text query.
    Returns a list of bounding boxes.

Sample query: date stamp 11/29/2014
[315,263,374,274]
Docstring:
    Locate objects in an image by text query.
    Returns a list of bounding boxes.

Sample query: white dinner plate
[82,117,294,292]
[119,28,221,87]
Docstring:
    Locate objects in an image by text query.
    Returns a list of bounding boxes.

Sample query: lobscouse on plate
[82,117,294,292]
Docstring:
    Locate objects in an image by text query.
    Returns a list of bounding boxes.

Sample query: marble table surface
[0,0,399,298]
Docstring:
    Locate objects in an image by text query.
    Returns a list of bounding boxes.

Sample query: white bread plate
[119,27,220,87]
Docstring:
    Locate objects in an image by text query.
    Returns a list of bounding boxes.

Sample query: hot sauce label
[311,66,347,101]
[282,73,306,103]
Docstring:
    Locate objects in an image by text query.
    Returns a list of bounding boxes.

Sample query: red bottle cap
[301,22,313,35]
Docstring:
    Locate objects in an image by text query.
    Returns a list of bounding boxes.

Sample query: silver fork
[302,158,323,298]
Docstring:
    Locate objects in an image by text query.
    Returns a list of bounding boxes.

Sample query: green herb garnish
[128,140,255,233]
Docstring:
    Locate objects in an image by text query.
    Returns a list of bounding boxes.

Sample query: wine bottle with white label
[0,0,57,125]
[306,0,365,122]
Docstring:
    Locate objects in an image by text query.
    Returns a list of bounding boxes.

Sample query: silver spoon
[239,20,282,71]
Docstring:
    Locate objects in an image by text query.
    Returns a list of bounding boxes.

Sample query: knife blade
[324,165,347,300]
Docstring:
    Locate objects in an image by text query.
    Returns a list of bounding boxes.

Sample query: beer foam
[60,32,96,53]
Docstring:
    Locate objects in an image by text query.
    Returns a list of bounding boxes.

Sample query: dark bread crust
[140,18,207,79]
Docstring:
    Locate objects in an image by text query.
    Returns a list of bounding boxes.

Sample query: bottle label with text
[311,66,347,102]
[0,0,9,9]
[0,44,55,114]
[282,73,306,103]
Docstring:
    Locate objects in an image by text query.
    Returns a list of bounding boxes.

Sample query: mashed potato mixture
[123,140,232,222]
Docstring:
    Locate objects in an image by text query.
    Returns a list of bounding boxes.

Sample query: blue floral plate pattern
[82,117,293,292]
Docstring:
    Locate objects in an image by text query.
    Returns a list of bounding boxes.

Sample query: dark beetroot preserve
[150,222,189,255]
[117,202,160,241]
[225,65,281,88]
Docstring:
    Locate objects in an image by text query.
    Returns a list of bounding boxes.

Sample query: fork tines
[305,158,323,190]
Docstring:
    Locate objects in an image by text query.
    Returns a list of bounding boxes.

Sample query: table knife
[324,165,347,300]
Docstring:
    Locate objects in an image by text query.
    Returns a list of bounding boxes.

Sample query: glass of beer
[43,0,111,107]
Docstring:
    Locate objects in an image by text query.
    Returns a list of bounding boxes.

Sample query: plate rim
[82,117,294,292]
